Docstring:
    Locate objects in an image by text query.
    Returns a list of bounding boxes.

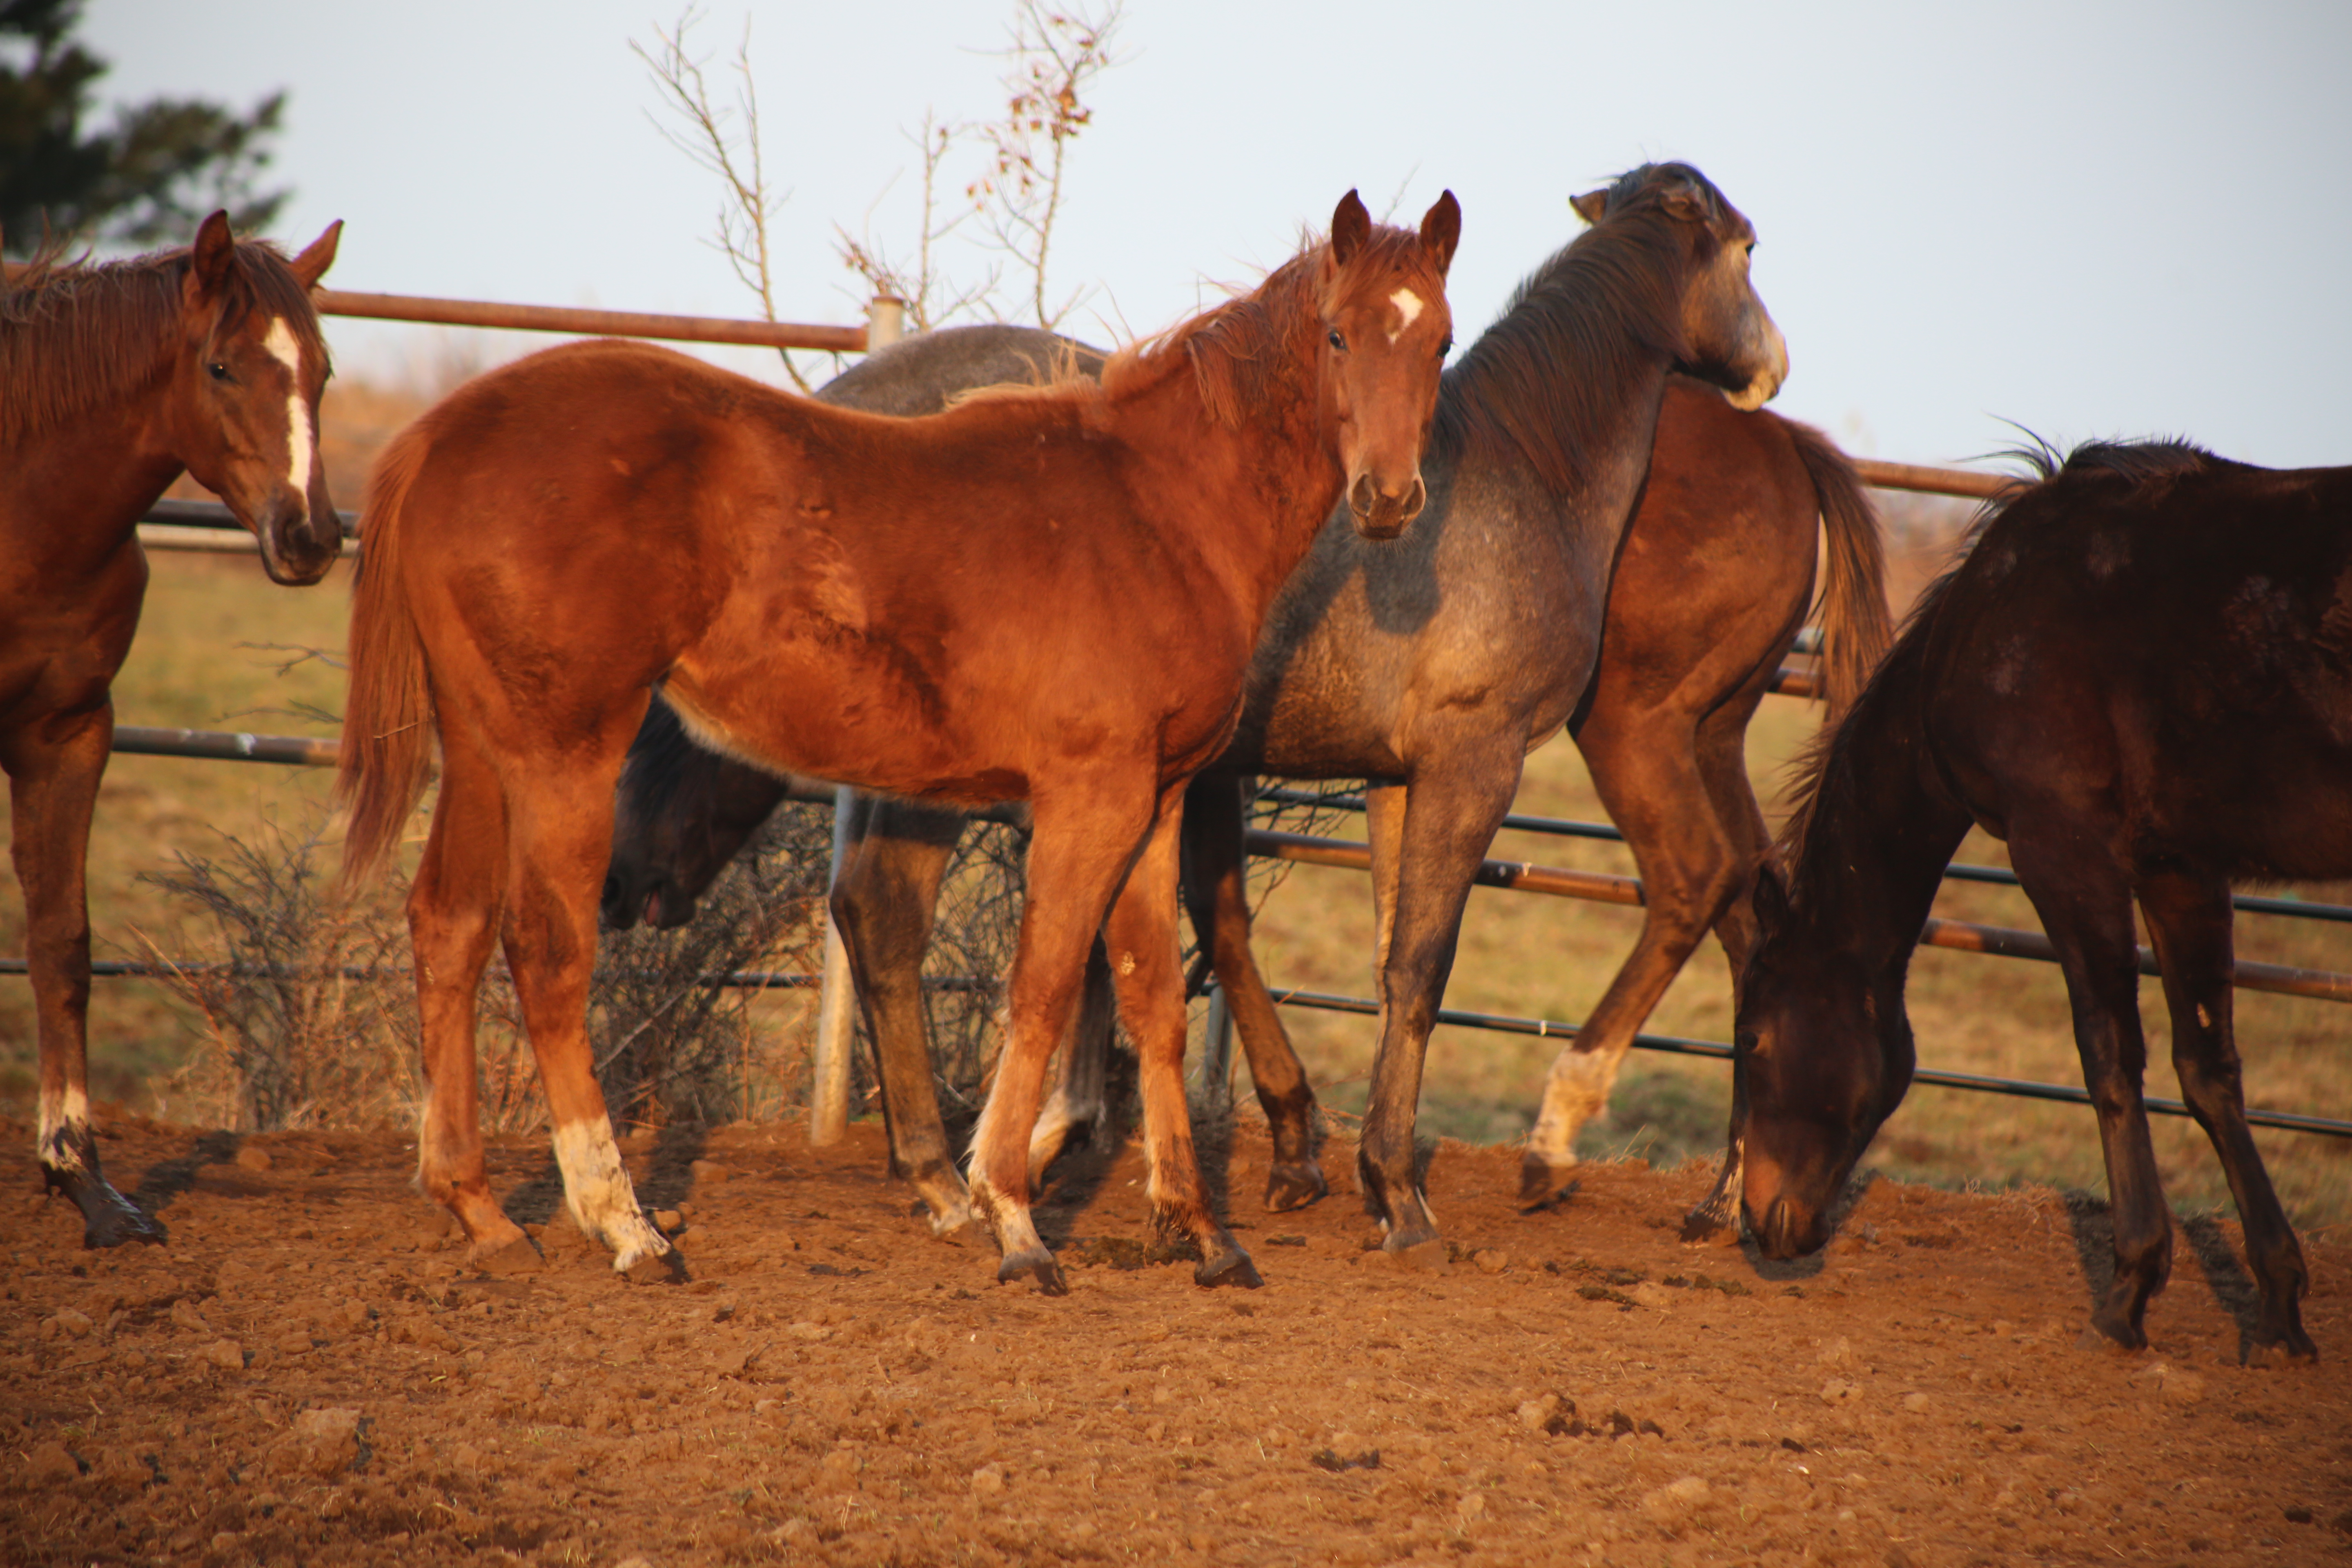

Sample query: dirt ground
[3,1115,2348,1568]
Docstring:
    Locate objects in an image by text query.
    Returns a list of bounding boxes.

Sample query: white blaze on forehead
[262,317,315,496]
[1386,287,1425,344]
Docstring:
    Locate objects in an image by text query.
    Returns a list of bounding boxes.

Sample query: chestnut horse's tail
[335,420,439,891]
[1786,419,1892,721]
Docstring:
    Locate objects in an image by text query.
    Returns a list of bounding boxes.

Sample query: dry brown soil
[4,1116,2348,1567]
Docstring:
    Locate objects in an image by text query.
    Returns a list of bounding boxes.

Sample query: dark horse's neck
[1430,207,1695,514]
[1782,630,1977,978]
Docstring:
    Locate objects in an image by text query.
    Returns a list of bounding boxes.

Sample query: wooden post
[808,299,910,1147]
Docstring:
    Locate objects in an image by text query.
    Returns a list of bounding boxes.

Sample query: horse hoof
[1516,1153,1576,1208]
[2243,1329,2319,1367]
[997,1249,1069,1297]
[621,1250,690,1286]
[1263,1163,1328,1213]
[1385,1235,1450,1272]
[1678,1200,1737,1245]
[1196,1247,1264,1290]
[83,1199,167,1251]
[470,1234,545,1275]
[2076,1316,2145,1354]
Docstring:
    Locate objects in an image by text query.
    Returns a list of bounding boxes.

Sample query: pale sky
[85,0,2352,470]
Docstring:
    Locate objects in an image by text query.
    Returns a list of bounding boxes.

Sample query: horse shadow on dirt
[2062,1191,2267,1359]
[130,1129,244,1222]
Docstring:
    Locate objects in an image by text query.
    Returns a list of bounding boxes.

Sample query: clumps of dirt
[1,1115,2346,1566]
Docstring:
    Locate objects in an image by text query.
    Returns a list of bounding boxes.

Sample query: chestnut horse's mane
[962,224,1441,430]
[1433,163,1728,497]
[1774,434,2239,892]
[0,238,329,448]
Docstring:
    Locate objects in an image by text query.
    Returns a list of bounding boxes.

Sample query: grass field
[3,381,2345,1239]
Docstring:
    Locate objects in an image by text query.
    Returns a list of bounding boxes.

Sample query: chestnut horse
[606,166,1838,1254]
[336,192,1460,1292]
[1716,438,2350,1362]
[3,212,342,1247]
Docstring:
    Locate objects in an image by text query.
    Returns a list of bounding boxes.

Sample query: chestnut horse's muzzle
[253,492,341,587]
[1349,471,1428,540]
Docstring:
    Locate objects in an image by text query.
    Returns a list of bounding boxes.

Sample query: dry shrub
[140,800,835,1134]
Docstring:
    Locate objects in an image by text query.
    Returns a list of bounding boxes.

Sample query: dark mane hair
[1431,163,1727,494]
[1776,433,2242,887]
[0,237,330,447]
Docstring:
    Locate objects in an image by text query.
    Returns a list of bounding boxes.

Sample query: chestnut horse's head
[1571,164,1786,412]
[170,210,344,585]
[1319,189,1460,540]
[1730,863,1914,1258]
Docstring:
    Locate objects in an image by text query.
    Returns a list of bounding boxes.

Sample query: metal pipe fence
[63,285,2344,1140]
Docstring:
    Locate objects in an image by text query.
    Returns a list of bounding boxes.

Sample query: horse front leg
[1106,792,1260,1288]
[2013,838,2170,1350]
[966,780,1156,1294]
[6,702,162,1247]
[1026,941,1117,1192]
[833,796,977,1237]
[1181,773,1326,1210]
[1358,751,1525,1262]
[2140,871,2315,1363]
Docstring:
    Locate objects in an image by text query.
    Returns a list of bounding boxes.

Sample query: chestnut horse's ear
[1419,190,1461,278]
[291,220,343,290]
[1330,190,1372,267]
[187,209,236,300]
[1569,188,1608,226]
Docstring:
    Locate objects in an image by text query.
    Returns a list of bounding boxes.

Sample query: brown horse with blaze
[337,191,1460,1292]
[2,211,342,1247]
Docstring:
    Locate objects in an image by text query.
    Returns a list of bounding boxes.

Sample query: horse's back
[1924,455,2352,879]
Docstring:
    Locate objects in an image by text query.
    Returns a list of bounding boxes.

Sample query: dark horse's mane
[0,238,330,448]
[1430,163,1725,495]
[1775,434,2238,893]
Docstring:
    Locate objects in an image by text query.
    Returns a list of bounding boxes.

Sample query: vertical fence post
[808,299,909,1148]
[1200,981,1235,1119]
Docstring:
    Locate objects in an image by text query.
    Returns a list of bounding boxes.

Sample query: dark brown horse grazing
[2,212,342,1247]
[337,192,1461,1292]
[1714,438,2350,1362]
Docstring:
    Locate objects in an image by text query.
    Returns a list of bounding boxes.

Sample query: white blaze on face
[262,317,314,496]
[1387,288,1425,345]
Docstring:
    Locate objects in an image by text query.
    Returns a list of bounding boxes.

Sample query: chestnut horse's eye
[207,362,231,381]
[1327,329,1346,352]
[1439,337,1454,359]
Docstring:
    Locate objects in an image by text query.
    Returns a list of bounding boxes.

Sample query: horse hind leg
[1105,798,1260,1288]
[7,706,163,1247]
[1182,774,1326,1211]
[2140,871,2315,1363]
[406,731,533,1263]
[498,731,673,1277]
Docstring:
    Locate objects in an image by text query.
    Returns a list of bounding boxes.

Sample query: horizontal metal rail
[314,288,867,354]
[0,958,985,992]
[1255,787,2352,927]
[1256,986,2352,1140]
[1245,828,2352,1004]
